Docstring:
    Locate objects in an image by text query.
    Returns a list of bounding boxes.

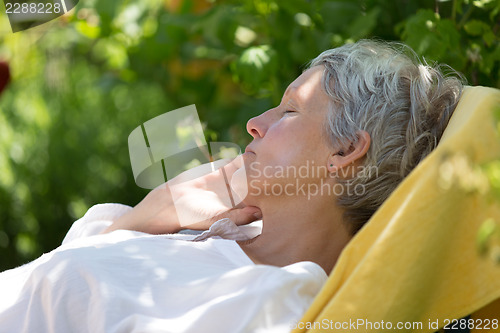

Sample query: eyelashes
[281,110,296,117]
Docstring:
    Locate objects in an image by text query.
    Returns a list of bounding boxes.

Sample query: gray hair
[309,40,465,234]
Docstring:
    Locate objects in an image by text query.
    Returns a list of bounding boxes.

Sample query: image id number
[5,1,63,14]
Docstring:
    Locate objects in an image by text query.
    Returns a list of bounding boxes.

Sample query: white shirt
[0,204,327,333]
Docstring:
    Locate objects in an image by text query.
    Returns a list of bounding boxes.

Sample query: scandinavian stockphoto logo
[128,105,249,227]
[3,0,78,32]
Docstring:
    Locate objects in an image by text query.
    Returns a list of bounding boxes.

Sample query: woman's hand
[102,158,261,234]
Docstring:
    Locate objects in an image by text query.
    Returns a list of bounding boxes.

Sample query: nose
[246,111,269,139]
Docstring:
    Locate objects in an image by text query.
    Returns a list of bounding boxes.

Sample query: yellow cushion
[294,86,500,333]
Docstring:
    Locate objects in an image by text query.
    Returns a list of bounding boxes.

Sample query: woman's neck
[238,196,352,275]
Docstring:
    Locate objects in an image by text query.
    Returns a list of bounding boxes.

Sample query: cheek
[260,120,329,169]
[263,126,301,163]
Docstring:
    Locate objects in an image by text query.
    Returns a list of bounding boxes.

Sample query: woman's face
[241,65,335,203]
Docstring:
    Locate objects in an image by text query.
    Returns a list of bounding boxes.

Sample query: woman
[105,39,463,272]
[0,40,463,332]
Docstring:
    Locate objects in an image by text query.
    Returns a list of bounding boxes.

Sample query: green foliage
[231,45,278,95]
[0,0,499,270]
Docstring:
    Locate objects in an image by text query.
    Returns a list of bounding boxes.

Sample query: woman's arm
[102,158,261,235]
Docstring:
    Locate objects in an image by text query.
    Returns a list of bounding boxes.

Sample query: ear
[327,130,371,172]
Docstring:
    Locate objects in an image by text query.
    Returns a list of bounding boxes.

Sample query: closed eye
[282,110,296,117]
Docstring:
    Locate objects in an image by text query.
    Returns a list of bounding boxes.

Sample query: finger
[216,206,262,226]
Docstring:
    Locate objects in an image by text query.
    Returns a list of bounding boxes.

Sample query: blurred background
[0,0,499,271]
